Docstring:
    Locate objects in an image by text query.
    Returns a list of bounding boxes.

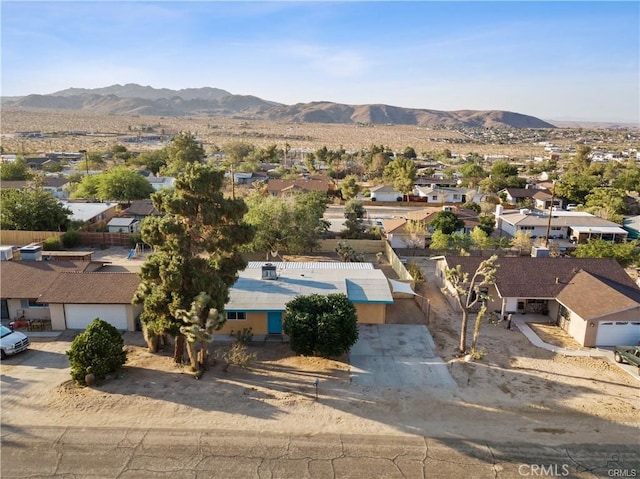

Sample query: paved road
[2,425,638,478]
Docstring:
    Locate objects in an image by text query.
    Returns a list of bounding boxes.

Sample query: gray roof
[499,210,623,228]
[227,262,393,311]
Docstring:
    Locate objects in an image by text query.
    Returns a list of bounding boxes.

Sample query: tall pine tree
[133,163,254,371]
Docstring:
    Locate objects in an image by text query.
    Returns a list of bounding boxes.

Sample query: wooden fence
[0,230,63,246]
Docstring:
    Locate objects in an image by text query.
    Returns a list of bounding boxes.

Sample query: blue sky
[1,1,638,123]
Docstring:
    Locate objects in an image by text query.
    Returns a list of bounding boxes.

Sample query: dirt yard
[1,255,639,446]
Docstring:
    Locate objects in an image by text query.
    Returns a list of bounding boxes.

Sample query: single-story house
[495,205,628,243]
[218,262,394,337]
[369,185,403,202]
[60,200,119,225]
[267,175,333,197]
[0,260,141,331]
[500,187,544,206]
[233,171,268,185]
[122,199,163,222]
[42,176,70,199]
[107,217,140,233]
[434,255,640,347]
[412,186,468,204]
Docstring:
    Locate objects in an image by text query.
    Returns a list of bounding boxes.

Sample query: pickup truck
[0,325,30,360]
[613,346,640,374]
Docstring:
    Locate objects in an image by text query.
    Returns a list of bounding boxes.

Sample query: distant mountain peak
[2,84,556,129]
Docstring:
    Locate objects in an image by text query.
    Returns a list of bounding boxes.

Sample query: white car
[0,325,30,360]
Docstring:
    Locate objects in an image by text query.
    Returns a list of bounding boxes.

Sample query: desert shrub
[232,327,254,346]
[284,293,358,357]
[42,237,62,251]
[221,343,257,372]
[61,229,82,248]
[406,260,425,284]
[66,318,127,385]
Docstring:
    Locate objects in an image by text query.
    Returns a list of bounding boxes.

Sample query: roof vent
[261,263,277,280]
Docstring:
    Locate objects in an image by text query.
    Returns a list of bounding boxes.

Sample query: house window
[453,194,460,200]
[226,311,246,320]
[520,226,535,231]
[558,304,570,321]
[432,195,438,201]
[20,299,49,309]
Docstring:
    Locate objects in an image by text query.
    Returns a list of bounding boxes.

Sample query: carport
[349,324,456,389]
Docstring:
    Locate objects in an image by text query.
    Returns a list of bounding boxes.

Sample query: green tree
[402,146,417,159]
[583,187,626,223]
[553,173,601,204]
[430,211,464,235]
[70,174,102,200]
[490,160,519,178]
[283,293,358,357]
[66,318,127,385]
[442,255,499,353]
[0,157,31,180]
[340,175,360,201]
[569,145,592,173]
[163,132,205,176]
[511,230,533,254]
[99,167,155,203]
[429,230,450,250]
[405,220,427,250]
[133,163,254,369]
[470,227,491,249]
[383,157,416,201]
[129,150,168,175]
[477,215,495,236]
[341,199,367,239]
[573,239,639,267]
[244,191,330,257]
[0,189,71,231]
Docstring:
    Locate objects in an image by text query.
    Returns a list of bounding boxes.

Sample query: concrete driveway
[349,324,456,389]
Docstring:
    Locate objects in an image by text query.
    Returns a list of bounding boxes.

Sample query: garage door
[595,321,640,347]
[65,304,128,330]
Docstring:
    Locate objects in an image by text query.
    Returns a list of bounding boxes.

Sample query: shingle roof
[0,261,90,299]
[556,270,640,320]
[123,199,162,217]
[37,272,141,304]
[443,256,639,300]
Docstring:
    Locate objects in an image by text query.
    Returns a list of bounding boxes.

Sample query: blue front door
[267,312,282,334]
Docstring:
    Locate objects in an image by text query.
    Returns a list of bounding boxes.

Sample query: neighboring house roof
[0,261,90,299]
[369,185,399,193]
[37,272,141,304]
[267,175,331,195]
[60,201,118,222]
[498,210,624,229]
[0,180,29,189]
[226,262,393,311]
[441,256,640,302]
[43,177,69,188]
[107,217,138,227]
[123,199,162,217]
[381,218,408,233]
[556,270,640,320]
[503,188,541,199]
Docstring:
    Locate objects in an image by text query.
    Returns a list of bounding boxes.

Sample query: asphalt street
[2,425,638,479]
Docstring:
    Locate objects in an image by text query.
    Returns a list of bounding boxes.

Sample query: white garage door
[595,321,640,347]
[65,304,128,330]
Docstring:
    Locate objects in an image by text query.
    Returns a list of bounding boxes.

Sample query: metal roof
[227,262,392,311]
[247,262,374,270]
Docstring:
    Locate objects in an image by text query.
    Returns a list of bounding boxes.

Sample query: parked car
[566,204,578,211]
[613,346,640,374]
[0,325,30,360]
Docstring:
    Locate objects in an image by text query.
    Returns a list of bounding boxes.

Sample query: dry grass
[3,109,552,157]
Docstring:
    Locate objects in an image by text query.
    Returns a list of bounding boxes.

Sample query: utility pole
[544,181,556,247]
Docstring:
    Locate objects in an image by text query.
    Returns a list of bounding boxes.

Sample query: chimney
[261,263,277,280]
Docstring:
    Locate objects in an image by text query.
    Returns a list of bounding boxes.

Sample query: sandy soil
[1,256,639,446]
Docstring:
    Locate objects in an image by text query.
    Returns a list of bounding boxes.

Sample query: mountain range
[1,83,556,129]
